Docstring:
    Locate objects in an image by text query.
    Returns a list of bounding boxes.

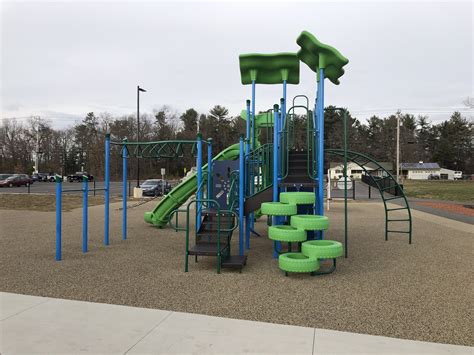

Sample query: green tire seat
[278,252,319,273]
[261,202,297,216]
[268,226,307,242]
[302,240,343,259]
[291,215,329,231]
[279,192,315,205]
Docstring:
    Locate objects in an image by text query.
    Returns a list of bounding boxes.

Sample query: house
[329,161,393,180]
[400,162,440,179]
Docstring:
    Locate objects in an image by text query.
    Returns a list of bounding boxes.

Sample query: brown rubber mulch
[415,201,474,217]
[0,200,472,346]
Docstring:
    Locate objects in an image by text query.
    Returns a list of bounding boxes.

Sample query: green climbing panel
[239,53,300,85]
[296,31,349,85]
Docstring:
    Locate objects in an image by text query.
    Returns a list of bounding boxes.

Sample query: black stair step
[221,255,247,270]
[188,243,229,256]
[197,230,233,237]
[280,181,317,187]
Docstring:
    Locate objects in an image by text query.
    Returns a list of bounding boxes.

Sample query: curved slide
[144,143,240,228]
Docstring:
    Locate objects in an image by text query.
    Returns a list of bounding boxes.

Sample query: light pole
[137,85,147,187]
[396,114,400,183]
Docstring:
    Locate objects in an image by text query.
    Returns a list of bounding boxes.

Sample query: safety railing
[245,143,273,198]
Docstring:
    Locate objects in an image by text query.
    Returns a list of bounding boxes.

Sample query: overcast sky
[1,0,473,128]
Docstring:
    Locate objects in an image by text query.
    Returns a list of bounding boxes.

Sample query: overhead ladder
[327,149,412,244]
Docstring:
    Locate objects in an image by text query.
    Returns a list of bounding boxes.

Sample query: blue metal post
[82,176,88,253]
[196,133,203,231]
[207,138,213,200]
[272,104,279,202]
[239,135,244,256]
[104,133,110,245]
[245,100,251,249]
[282,80,287,129]
[273,104,281,257]
[122,139,128,240]
[316,69,325,241]
[246,100,251,151]
[251,81,256,149]
[55,176,62,261]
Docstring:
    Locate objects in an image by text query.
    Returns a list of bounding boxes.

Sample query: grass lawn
[0,194,121,212]
[402,180,474,202]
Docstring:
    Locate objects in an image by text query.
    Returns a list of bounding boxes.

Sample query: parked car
[140,179,171,196]
[0,174,33,187]
[454,171,463,180]
[67,172,94,182]
[428,174,440,180]
[0,173,13,181]
[32,172,50,182]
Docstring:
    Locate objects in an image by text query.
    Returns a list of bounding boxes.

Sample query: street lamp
[137,85,147,187]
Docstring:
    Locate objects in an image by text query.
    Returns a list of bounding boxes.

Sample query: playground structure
[54,31,412,275]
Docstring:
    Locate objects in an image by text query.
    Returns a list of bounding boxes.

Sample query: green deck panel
[296,31,349,85]
[239,53,300,85]
[240,110,274,128]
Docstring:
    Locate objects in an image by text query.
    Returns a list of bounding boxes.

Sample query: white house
[329,162,393,180]
[400,162,458,180]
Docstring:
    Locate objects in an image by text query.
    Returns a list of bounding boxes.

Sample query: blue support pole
[82,176,88,253]
[55,176,62,261]
[239,135,245,256]
[272,104,279,202]
[279,97,285,181]
[196,133,203,231]
[245,100,251,250]
[207,138,213,200]
[122,139,128,240]
[104,133,110,246]
[316,69,325,239]
[251,81,256,149]
[282,80,287,129]
[273,104,281,257]
[245,100,251,152]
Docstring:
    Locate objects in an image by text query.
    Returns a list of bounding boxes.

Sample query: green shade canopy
[296,31,349,85]
[239,53,300,85]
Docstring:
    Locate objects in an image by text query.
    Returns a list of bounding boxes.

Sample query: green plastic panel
[296,31,349,85]
[240,110,274,127]
[239,53,300,85]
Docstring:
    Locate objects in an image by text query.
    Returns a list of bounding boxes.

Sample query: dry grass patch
[0,194,120,212]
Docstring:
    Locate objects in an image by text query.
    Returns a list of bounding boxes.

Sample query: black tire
[8,183,13,187]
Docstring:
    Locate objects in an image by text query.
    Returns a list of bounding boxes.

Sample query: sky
[1,0,473,129]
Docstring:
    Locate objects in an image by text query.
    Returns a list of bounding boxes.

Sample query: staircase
[181,206,246,274]
[281,150,316,187]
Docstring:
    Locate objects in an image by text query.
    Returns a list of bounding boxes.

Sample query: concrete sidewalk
[1,292,471,354]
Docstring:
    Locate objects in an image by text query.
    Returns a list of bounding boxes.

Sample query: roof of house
[401,162,440,170]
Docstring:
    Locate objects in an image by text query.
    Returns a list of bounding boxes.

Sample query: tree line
[0,105,472,180]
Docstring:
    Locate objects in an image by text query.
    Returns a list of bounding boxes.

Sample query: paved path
[1,292,471,354]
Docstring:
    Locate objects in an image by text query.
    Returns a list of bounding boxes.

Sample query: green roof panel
[239,53,300,85]
[296,31,349,85]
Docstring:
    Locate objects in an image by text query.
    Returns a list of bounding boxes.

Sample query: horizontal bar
[387,230,411,233]
[387,219,411,222]
[384,196,403,201]
[386,207,408,211]
[62,188,107,193]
